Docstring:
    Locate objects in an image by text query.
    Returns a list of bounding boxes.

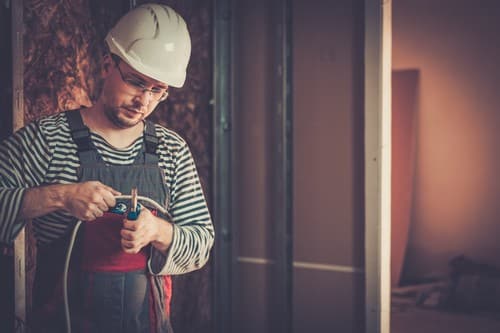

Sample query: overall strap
[143,121,159,165]
[65,109,101,165]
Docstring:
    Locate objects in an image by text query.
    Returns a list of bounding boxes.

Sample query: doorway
[390,1,500,332]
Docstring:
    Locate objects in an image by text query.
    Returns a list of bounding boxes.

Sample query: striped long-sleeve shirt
[0,112,214,275]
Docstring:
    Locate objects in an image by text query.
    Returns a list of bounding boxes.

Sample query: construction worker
[0,3,213,332]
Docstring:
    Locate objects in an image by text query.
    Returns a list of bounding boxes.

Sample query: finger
[91,208,104,219]
[122,219,139,231]
[101,192,117,209]
[120,229,135,241]
[89,182,120,201]
[84,211,97,221]
[92,184,118,206]
[95,200,109,212]
[103,184,121,196]
[121,240,133,252]
[95,208,104,218]
[121,240,141,254]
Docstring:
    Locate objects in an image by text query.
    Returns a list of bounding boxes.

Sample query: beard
[103,105,144,129]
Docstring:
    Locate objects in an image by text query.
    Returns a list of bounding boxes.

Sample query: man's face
[100,56,169,129]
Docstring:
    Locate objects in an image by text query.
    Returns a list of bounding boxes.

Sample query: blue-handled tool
[127,187,141,220]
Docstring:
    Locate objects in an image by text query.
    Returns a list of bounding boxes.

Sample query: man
[0,3,213,332]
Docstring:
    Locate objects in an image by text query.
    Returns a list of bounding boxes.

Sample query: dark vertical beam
[1,1,14,330]
[270,0,293,332]
[12,0,23,131]
[213,0,233,333]
[0,1,13,140]
[12,0,25,331]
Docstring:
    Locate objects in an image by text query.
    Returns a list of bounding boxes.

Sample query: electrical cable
[63,219,82,333]
[114,195,169,216]
[62,195,168,333]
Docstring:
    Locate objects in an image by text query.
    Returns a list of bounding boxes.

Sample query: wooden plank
[364,0,392,332]
[12,0,25,331]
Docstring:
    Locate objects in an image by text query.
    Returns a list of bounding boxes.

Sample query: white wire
[63,195,167,333]
[114,195,169,215]
[63,220,82,333]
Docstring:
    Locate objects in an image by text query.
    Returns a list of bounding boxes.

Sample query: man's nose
[134,89,154,106]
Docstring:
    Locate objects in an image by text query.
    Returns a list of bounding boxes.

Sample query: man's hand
[19,181,120,221]
[120,206,173,254]
[62,181,121,221]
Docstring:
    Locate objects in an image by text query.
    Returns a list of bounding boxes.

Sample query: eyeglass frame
[112,56,169,102]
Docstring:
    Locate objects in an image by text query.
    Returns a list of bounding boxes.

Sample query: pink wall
[393,0,500,281]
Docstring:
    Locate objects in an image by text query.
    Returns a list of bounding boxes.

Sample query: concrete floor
[391,307,500,333]
[390,278,500,333]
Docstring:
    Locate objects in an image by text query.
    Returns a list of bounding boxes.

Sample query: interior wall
[233,0,274,331]
[233,0,365,332]
[292,0,365,332]
[391,70,419,287]
[393,0,500,281]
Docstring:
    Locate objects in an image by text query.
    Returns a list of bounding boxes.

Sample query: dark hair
[110,53,122,64]
[103,42,121,64]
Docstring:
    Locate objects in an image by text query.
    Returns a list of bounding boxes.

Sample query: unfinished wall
[233,0,274,330]
[292,0,365,331]
[233,0,365,332]
[393,0,500,281]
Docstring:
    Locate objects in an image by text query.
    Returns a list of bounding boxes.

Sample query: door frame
[364,0,392,332]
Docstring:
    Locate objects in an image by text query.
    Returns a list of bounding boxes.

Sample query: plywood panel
[235,262,272,333]
[233,0,274,259]
[292,0,364,267]
[294,268,365,333]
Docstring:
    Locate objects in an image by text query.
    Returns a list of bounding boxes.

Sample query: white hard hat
[105,4,191,88]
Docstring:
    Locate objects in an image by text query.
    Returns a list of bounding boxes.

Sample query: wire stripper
[127,187,141,220]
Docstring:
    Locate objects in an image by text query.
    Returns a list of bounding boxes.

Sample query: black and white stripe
[0,112,213,275]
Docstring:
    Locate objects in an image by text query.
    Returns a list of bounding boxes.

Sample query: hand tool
[127,187,141,220]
